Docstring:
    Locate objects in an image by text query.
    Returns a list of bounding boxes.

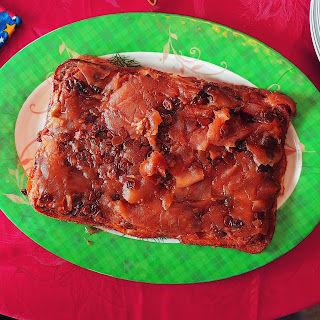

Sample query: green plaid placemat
[0,13,319,284]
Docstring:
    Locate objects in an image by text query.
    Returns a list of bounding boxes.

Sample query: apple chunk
[175,165,204,188]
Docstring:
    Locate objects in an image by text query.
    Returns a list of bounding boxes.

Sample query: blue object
[0,8,22,51]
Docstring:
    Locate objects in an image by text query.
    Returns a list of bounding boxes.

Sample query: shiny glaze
[27,56,296,253]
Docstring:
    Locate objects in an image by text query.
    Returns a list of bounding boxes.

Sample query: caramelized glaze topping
[27,56,296,252]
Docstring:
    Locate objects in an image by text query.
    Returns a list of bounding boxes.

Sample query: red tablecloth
[1,1,319,319]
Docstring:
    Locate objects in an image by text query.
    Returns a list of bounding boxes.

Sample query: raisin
[125,179,135,189]
[235,140,247,152]
[196,90,210,104]
[111,136,124,146]
[90,85,102,94]
[163,174,174,190]
[211,158,223,167]
[65,79,72,91]
[64,157,72,167]
[123,222,135,229]
[103,155,114,164]
[261,135,278,150]
[224,215,243,228]
[249,233,265,244]
[60,133,71,142]
[145,150,153,159]
[229,108,237,115]
[140,136,149,146]
[119,128,128,139]
[240,110,255,123]
[111,192,121,201]
[233,94,243,101]
[36,132,42,142]
[254,212,265,221]
[85,113,97,124]
[80,205,91,215]
[264,111,275,123]
[110,145,122,156]
[106,166,117,180]
[196,232,206,238]
[163,99,173,111]
[88,191,102,201]
[20,188,27,196]
[164,172,173,181]
[33,158,39,170]
[132,139,141,150]
[90,203,101,215]
[224,215,233,227]
[275,105,290,127]
[224,197,233,208]
[222,151,235,165]
[161,143,171,154]
[76,150,90,161]
[57,142,66,152]
[164,154,176,168]
[277,103,292,116]
[152,174,164,185]
[96,129,108,139]
[166,177,174,186]
[203,163,213,177]
[161,114,172,126]
[157,130,171,143]
[217,230,227,237]
[255,92,267,99]
[257,164,274,174]
[168,97,181,111]
[117,159,130,171]
[232,219,243,228]
[75,79,89,94]
[75,201,84,209]
[39,192,53,203]
[72,193,83,208]
[195,211,206,221]
[105,139,112,146]
[198,90,209,99]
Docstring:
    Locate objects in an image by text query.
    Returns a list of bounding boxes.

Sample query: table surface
[0,1,320,319]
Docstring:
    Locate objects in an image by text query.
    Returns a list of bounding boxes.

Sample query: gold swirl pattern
[267,84,281,91]
[58,37,79,59]
[162,26,228,78]
[189,47,201,60]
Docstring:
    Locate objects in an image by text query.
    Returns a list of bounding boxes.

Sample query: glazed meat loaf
[26,55,296,253]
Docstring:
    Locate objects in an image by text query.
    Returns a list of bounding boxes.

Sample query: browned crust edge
[27,56,293,254]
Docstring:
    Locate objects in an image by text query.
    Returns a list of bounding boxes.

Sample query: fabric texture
[0,5,22,51]
[0,1,319,319]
